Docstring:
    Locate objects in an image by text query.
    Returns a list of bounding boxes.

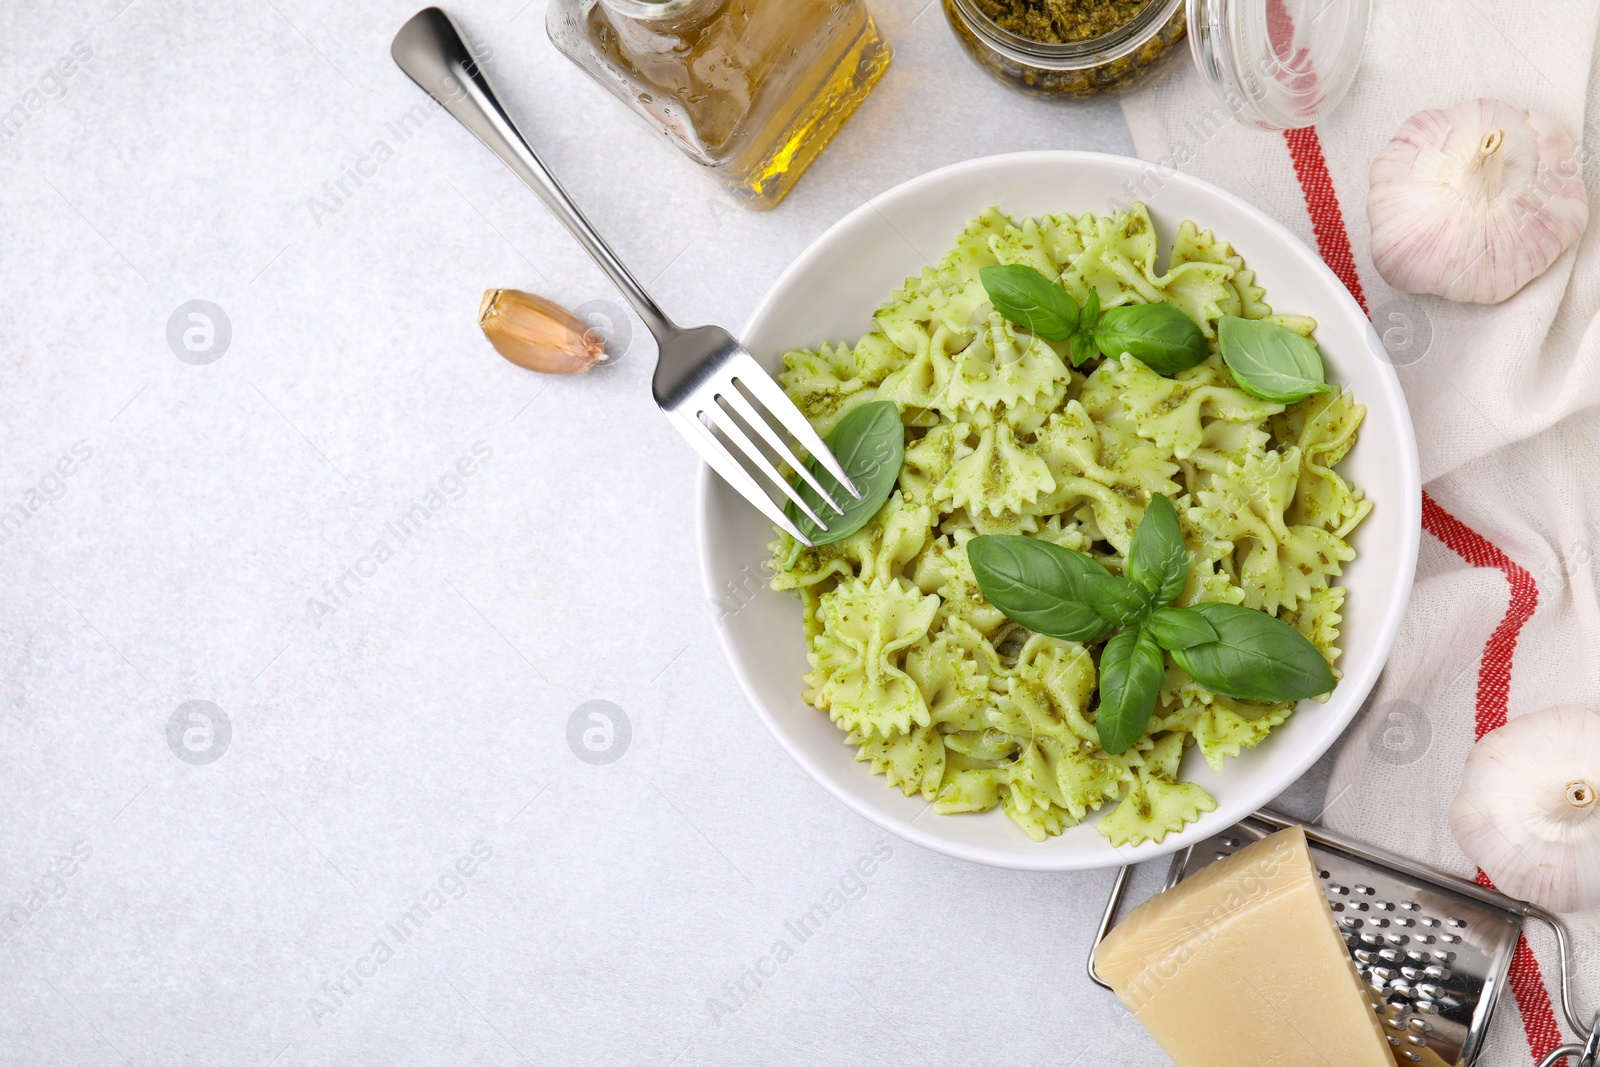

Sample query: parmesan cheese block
[1094,826,1394,1067]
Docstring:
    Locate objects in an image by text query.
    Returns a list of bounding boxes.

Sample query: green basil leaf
[1096,625,1165,755]
[1143,606,1218,650]
[1127,494,1188,604]
[786,400,904,546]
[1066,290,1103,367]
[1094,303,1210,374]
[1169,602,1336,702]
[966,535,1117,642]
[1083,572,1155,627]
[1217,316,1334,403]
[1068,331,1097,368]
[979,265,1078,342]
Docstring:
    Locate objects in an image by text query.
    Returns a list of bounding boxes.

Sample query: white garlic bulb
[1448,705,1600,912]
[1368,98,1588,304]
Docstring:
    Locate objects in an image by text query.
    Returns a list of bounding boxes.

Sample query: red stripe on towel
[1281,127,1368,314]
[1279,126,1557,1065]
[1418,494,1539,738]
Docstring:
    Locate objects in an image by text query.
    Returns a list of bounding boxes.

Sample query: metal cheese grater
[1087,810,1599,1067]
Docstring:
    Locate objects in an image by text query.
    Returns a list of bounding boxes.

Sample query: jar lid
[1187,0,1371,130]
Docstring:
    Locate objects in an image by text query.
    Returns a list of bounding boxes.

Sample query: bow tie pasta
[769,203,1370,846]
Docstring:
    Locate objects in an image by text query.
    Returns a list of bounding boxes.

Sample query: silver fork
[390,7,858,545]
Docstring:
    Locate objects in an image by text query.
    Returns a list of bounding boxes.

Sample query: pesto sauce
[973,0,1151,43]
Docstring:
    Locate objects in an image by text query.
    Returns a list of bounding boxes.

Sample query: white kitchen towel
[1121,2,1600,1063]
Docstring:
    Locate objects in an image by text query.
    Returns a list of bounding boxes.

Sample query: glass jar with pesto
[944,0,1371,123]
[944,0,1184,97]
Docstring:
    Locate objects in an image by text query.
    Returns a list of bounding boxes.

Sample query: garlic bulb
[1448,705,1600,912]
[478,288,607,374]
[1368,98,1588,304]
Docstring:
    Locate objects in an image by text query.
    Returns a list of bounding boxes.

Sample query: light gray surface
[0,2,1341,1064]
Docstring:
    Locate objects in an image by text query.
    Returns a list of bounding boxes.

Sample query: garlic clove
[478,288,607,374]
[1448,704,1600,912]
[1367,98,1588,305]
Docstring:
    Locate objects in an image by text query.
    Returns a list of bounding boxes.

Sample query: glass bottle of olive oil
[547,0,890,208]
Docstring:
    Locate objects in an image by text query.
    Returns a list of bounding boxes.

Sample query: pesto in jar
[973,0,1151,43]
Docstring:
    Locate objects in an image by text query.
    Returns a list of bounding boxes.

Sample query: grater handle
[1535,1031,1597,1067]
[1524,906,1597,1057]
[1086,864,1135,991]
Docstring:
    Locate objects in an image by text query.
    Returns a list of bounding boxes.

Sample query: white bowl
[697,151,1420,871]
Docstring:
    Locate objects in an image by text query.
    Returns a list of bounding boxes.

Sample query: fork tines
[671,353,859,547]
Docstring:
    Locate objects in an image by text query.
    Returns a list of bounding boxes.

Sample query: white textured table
[0,2,1341,1063]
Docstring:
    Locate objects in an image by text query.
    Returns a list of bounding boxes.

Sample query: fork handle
[391,7,678,343]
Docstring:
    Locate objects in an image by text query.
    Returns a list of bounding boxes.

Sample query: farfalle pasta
[769,204,1370,846]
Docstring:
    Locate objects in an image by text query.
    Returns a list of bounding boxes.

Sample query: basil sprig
[980,264,1207,373]
[967,493,1335,754]
[1217,316,1332,402]
[786,400,903,546]
[979,267,1342,402]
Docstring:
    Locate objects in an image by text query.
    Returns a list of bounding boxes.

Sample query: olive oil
[548,0,890,208]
